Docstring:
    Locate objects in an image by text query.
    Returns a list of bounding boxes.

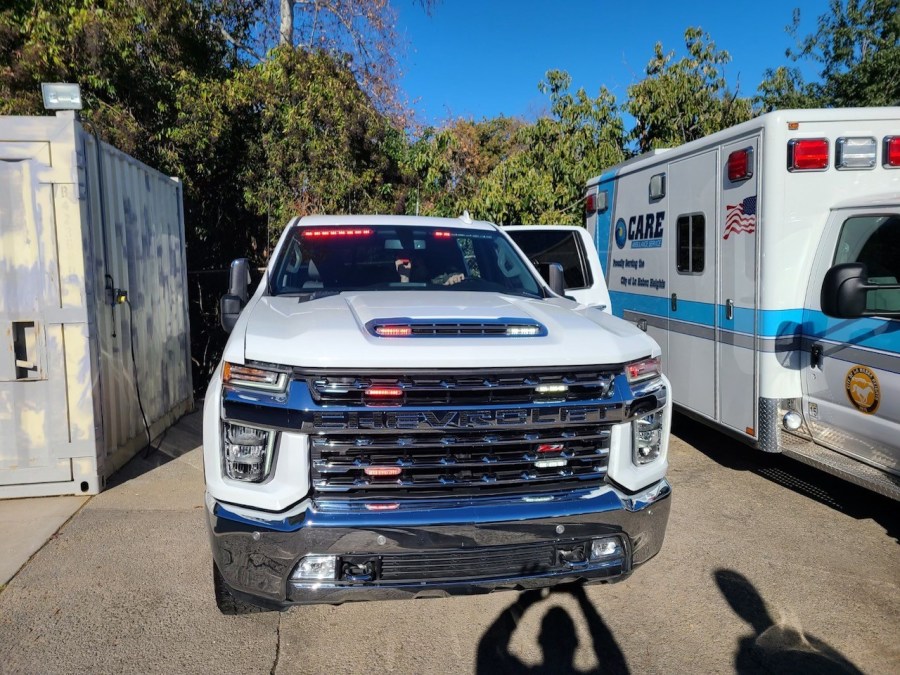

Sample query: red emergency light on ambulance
[584,107,900,499]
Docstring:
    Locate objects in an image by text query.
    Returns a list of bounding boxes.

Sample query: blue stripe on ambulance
[609,290,899,367]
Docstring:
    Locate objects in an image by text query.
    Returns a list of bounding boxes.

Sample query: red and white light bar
[786,135,900,171]
[302,228,373,238]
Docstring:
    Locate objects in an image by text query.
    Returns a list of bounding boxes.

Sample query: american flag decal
[724,196,757,239]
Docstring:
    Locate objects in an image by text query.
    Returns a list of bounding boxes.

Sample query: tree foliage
[0,0,249,160]
[405,116,525,217]
[269,0,437,119]
[239,48,406,239]
[756,0,900,110]
[626,27,752,153]
[474,71,625,225]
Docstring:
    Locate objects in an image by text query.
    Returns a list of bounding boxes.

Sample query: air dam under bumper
[207,479,671,608]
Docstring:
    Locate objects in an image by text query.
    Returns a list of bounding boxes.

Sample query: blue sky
[395,0,829,126]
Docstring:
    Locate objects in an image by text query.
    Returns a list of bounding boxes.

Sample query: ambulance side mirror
[821,263,900,318]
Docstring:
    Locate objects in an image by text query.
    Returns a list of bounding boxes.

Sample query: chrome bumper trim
[206,479,671,607]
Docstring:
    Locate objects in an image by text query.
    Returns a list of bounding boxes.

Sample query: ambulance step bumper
[781,441,900,501]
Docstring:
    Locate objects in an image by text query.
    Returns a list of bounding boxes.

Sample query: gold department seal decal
[845,365,880,414]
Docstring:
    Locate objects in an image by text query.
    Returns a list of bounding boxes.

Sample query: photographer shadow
[715,569,863,674]
[476,582,630,675]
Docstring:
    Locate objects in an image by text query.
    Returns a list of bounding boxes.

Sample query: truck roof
[294,214,498,232]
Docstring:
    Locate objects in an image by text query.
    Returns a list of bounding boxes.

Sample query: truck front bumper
[207,479,671,608]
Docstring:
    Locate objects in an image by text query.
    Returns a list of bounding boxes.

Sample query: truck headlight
[223,362,289,392]
[633,410,663,465]
[625,356,661,384]
[222,422,276,482]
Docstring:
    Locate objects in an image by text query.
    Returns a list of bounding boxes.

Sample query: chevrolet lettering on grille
[312,405,609,430]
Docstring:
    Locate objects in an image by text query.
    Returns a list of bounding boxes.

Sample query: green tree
[405,116,525,217]
[466,71,625,225]
[756,0,900,110]
[754,65,822,112]
[233,48,406,248]
[0,0,249,159]
[626,27,752,153]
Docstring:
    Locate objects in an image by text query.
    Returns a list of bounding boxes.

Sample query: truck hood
[236,291,656,369]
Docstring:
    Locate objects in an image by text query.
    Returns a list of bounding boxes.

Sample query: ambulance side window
[676,214,705,274]
[834,214,900,313]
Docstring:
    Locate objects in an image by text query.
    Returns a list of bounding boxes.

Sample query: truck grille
[304,367,616,407]
[377,542,560,582]
[311,425,611,497]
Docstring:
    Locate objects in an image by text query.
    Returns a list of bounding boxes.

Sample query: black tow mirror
[220,258,250,332]
[821,262,900,319]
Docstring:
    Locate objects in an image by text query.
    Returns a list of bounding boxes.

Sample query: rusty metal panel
[0,113,192,497]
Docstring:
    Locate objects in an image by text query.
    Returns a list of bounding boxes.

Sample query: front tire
[213,562,271,615]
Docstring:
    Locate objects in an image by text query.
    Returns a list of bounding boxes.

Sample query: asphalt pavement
[0,412,897,674]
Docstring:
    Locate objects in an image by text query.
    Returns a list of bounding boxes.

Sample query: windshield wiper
[270,290,343,302]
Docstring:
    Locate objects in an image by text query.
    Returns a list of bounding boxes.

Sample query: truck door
[717,139,760,436]
[667,151,718,419]
[803,206,900,477]
[0,158,76,487]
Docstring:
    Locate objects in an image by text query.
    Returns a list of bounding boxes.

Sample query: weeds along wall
[0,112,192,498]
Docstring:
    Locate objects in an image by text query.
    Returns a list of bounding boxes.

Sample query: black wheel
[213,562,270,615]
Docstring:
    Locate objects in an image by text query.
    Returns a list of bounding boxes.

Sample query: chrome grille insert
[310,426,610,497]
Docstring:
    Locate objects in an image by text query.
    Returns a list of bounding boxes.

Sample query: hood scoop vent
[367,318,547,338]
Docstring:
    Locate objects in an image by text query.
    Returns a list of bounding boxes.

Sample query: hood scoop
[366,317,548,338]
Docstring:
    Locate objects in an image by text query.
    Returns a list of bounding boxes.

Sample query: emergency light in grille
[366,318,547,338]
[307,367,617,406]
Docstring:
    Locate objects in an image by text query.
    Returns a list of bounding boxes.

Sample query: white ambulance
[584,108,900,499]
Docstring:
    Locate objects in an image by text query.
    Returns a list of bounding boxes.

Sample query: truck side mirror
[220,258,251,332]
[548,262,566,296]
[821,262,900,318]
[532,261,567,295]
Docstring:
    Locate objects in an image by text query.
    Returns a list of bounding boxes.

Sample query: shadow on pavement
[714,569,864,674]
[673,414,900,542]
[105,412,202,489]
[476,582,629,674]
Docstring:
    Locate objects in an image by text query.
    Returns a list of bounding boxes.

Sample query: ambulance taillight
[884,136,900,167]
[727,147,753,181]
[788,138,829,171]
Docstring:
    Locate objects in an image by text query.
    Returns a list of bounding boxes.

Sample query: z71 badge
[845,365,880,415]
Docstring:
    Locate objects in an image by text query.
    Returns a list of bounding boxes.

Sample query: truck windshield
[269,225,544,298]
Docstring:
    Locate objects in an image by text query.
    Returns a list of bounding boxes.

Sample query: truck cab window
[676,214,705,274]
[506,229,591,289]
[834,214,900,313]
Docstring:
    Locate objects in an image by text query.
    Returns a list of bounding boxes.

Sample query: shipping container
[0,111,193,497]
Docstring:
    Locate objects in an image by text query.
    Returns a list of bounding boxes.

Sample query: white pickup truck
[203,214,672,613]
